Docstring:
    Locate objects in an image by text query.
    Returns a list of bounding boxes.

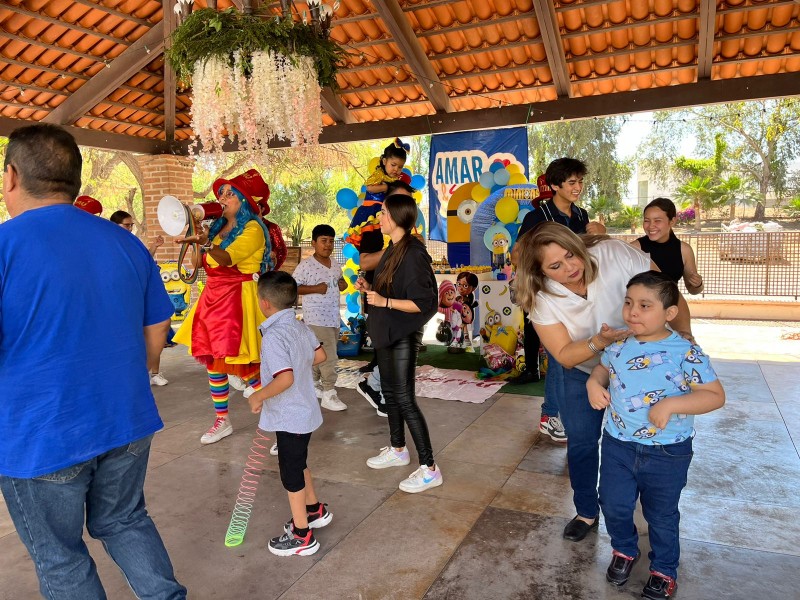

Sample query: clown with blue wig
[173,169,286,445]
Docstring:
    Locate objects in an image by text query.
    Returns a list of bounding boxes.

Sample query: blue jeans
[541,350,559,418]
[599,433,693,579]
[0,435,186,600]
[549,358,605,519]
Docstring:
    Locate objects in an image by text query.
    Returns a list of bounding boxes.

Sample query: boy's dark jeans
[599,432,693,579]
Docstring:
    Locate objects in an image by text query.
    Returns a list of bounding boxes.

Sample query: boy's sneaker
[283,503,332,534]
[366,446,410,469]
[540,415,568,443]
[269,443,278,456]
[228,375,246,391]
[605,550,640,586]
[641,571,677,600]
[321,389,347,411]
[357,379,387,417]
[398,465,443,493]
[314,384,323,400]
[200,416,232,444]
[267,529,319,557]
[150,372,168,386]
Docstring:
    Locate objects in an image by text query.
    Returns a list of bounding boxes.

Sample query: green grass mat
[352,344,546,397]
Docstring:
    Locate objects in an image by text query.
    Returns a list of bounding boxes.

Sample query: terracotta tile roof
[1,0,799,152]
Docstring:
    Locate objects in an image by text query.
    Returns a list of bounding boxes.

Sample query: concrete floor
[2,321,800,599]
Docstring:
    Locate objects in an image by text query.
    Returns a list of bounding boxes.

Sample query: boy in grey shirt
[247,271,331,556]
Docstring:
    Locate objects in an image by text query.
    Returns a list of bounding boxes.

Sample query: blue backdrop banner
[428,127,529,242]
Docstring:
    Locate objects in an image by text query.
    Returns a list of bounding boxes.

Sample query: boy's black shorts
[275,431,312,492]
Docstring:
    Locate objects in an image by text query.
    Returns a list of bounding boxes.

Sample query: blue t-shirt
[601,332,718,445]
[0,205,174,478]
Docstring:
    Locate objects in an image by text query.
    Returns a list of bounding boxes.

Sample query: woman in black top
[355,194,441,493]
[631,198,704,294]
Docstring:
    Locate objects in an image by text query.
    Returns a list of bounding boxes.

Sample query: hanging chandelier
[166,1,343,167]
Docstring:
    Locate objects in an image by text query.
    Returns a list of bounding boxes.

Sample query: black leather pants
[376,329,434,467]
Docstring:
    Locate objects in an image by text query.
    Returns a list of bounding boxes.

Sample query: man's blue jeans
[599,433,693,579]
[0,435,186,600]
[548,358,605,519]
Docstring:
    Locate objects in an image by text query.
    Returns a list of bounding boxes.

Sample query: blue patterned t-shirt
[601,332,718,445]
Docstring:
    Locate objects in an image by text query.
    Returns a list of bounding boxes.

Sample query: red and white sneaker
[200,416,233,445]
[268,529,319,557]
[539,415,567,442]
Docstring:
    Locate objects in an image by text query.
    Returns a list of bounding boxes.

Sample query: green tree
[620,205,643,234]
[715,174,759,220]
[587,195,622,225]
[528,117,632,203]
[638,100,800,219]
[675,176,718,231]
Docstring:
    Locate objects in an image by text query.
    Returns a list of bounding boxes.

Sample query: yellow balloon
[508,173,528,185]
[506,163,522,175]
[345,258,358,271]
[350,207,357,218]
[413,190,423,203]
[368,157,380,172]
[358,192,366,200]
[472,185,490,203]
[495,197,519,224]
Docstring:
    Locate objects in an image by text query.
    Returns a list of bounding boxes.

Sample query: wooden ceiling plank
[0,57,91,81]
[717,0,797,14]
[43,26,165,126]
[532,0,573,98]
[415,11,535,38]
[4,32,160,82]
[0,115,171,153]
[567,38,698,63]
[561,12,699,39]
[4,3,134,47]
[427,37,543,64]
[717,20,800,42]
[320,87,356,124]
[440,62,550,82]
[370,0,454,113]
[71,0,156,28]
[697,0,718,80]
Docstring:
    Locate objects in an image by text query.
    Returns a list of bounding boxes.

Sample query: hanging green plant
[165,7,344,89]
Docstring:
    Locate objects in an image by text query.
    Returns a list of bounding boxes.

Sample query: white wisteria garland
[188,51,323,168]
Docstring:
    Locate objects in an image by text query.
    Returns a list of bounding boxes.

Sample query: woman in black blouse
[355,194,441,493]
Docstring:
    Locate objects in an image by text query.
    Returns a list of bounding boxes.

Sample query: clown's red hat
[74,195,103,215]
[212,169,271,216]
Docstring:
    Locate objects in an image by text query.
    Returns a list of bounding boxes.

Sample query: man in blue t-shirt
[0,124,186,599]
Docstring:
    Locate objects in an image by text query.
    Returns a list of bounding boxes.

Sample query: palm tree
[675,176,718,231]
[715,175,760,220]
[620,205,643,234]
[587,195,622,226]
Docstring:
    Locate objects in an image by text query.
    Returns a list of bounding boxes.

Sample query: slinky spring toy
[224,429,271,547]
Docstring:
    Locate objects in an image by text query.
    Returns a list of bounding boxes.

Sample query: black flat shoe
[606,550,640,586]
[562,516,599,542]
[507,370,541,385]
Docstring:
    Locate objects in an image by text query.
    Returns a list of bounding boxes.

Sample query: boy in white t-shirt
[293,224,348,411]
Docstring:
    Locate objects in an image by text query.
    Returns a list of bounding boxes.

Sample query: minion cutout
[158,262,191,320]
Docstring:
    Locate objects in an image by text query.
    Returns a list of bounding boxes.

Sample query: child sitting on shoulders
[247,271,331,557]
[586,270,725,599]
[293,224,347,412]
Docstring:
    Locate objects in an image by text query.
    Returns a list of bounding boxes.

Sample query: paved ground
[2,320,799,599]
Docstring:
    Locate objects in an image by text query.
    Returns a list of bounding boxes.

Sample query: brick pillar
[138,154,195,263]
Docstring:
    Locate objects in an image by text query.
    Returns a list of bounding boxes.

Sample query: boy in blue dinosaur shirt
[586,271,725,600]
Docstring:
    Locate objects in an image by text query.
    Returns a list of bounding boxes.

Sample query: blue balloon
[493,169,510,186]
[489,161,504,173]
[517,208,530,223]
[410,174,426,189]
[336,188,359,210]
[347,291,360,302]
[506,222,521,242]
[342,243,359,260]
[479,172,495,189]
[348,274,358,284]
[347,298,360,313]
[343,268,355,280]
[402,167,412,177]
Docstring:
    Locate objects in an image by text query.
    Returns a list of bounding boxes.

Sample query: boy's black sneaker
[268,529,319,557]
[283,503,332,534]
[605,550,639,586]
[641,571,677,599]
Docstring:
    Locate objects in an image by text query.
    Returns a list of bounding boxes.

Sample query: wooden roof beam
[320,88,356,124]
[163,0,177,142]
[697,0,718,80]
[43,26,165,126]
[370,0,454,113]
[0,116,172,153]
[532,0,573,98]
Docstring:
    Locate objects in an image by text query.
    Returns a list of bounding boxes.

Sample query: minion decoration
[158,262,191,320]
